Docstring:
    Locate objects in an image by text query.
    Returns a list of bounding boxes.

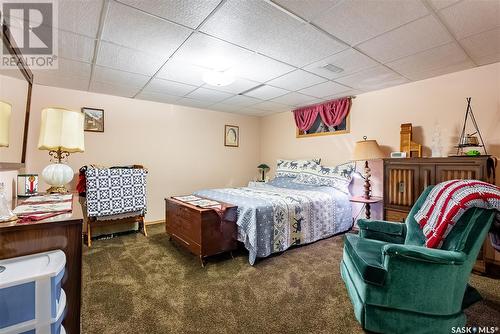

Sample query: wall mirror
[0,21,33,166]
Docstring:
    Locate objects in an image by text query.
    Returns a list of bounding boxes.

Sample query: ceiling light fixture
[203,69,235,87]
[322,64,344,73]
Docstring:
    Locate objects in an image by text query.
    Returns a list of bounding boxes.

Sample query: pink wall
[24,85,261,222]
[260,63,500,219]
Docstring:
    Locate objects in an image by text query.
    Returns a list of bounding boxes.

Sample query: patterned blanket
[415,180,500,248]
[195,179,351,264]
[85,168,147,217]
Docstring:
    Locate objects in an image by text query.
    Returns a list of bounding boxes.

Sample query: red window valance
[292,97,352,132]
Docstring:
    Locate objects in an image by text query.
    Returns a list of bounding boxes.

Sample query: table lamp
[0,101,12,147]
[352,136,384,199]
[38,107,85,193]
[257,163,270,182]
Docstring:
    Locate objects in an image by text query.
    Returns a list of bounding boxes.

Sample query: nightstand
[350,196,383,220]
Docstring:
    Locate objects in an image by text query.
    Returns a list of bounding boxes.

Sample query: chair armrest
[358,219,406,243]
[382,244,466,265]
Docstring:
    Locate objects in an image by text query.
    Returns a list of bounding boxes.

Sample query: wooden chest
[165,198,238,266]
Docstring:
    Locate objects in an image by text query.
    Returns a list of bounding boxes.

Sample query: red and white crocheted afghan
[414,179,500,248]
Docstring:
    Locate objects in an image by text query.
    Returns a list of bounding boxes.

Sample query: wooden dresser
[383,156,498,274]
[0,195,83,334]
[165,198,238,266]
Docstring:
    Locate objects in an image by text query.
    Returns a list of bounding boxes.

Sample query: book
[173,195,202,202]
[188,199,220,208]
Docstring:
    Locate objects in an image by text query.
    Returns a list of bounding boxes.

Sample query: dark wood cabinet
[383,156,498,274]
[384,157,493,221]
[0,195,83,334]
[165,198,238,266]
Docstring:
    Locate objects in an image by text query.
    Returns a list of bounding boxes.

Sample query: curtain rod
[290,96,356,111]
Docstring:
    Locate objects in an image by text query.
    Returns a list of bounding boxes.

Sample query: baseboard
[145,219,164,226]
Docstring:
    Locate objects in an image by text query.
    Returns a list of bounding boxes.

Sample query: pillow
[275,159,321,178]
[293,162,355,193]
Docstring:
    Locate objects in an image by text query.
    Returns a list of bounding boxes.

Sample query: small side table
[350,196,383,219]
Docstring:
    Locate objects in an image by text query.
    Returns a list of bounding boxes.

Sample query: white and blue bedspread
[195,178,352,264]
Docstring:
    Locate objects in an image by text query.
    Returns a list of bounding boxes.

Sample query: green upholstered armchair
[341,186,497,334]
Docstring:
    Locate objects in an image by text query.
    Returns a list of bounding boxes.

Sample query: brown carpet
[82,224,500,334]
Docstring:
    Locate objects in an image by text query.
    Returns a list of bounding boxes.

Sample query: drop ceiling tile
[176,97,215,109]
[408,60,475,81]
[460,27,500,65]
[135,91,181,104]
[232,53,295,82]
[185,87,233,103]
[313,0,429,45]
[335,65,409,91]
[220,95,262,107]
[34,75,90,91]
[209,103,243,113]
[298,81,351,99]
[252,101,291,112]
[5,0,103,38]
[202,77,260,94]
[266,70,327,91]
[322,90,362,101]
[386,43,469,78]
[89,81,141,98]
[170,33,294,82]
[33,58,92,79]
[170,33,251,70]
[439,0,500,39]
[58,0,103,37]
[302,48,378,79]
[200,0,347,67]
[93,66,150,88]
[271,0,341,21]
[243,85,289,100]
[143,78,198,96]
[429,0,460,10]
[357,15,451,63]
[270,92,322,106]
[58,30,95,62]
[156,59,206,86]
[96,41,166,76]
[102,1,191,56]
[471,52,500,66]
[119,0,220,28]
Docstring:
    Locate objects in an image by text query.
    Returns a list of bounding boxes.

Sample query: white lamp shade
[0,101,12,147]
[352,139,385,161]
[38,107,85,153]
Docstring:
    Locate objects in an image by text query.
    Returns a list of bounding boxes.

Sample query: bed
[195,177,352,264]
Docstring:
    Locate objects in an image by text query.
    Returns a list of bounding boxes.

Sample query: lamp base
[46,185,70,194]
[363,160,372,200]
[42,163,74,194]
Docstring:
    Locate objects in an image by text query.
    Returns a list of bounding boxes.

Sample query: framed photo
[82,107,104,132]
[224,125,239,147]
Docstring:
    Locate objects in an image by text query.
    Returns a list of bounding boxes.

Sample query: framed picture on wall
[224,125,239,147]
[82,107,104,132]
